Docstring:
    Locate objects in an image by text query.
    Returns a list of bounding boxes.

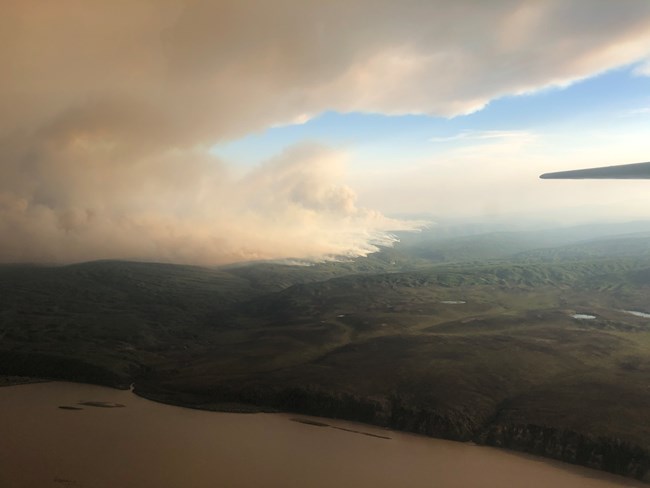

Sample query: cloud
[6,1,650,136]
[430,130,537,144]
[633,58,650,76]
[619,107,650,118]
[354,126,650,222]
[0,139,417,264]
[2,0,650,263]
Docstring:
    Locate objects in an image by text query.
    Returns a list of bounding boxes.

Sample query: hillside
[2,224,650,480]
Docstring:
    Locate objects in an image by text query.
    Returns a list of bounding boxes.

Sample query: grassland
[2,224,650,480]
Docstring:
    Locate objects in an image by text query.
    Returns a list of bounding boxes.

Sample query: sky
[2,0,650,265]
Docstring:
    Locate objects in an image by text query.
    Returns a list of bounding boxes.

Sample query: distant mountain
[515,235,650,262]
[391,221,650,265]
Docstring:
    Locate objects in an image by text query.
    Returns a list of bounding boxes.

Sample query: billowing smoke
[0,136,414,263]
[2,1,650,263]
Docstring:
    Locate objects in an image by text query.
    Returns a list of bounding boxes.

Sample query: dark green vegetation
[2,221,650,480]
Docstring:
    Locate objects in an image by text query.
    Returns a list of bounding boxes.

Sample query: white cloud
[430,130,537,143]
[619,107,650,118]
[633,58,650,76]
[355,126,650,221]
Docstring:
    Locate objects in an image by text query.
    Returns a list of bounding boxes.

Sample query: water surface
[0,382,643,488]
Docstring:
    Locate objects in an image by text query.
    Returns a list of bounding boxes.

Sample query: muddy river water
[0,382,644,488]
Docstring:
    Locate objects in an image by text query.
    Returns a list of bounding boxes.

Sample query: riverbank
[0,375,47,387]
[132,382,650,483]
[0,381,646,488]
[134,386,276,414]
[2,374,649,483]
[3,353,650,484]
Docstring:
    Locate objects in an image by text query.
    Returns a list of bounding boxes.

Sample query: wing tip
[540,162,650,180]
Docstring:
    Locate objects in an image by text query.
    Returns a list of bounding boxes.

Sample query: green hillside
[3,225,650,480]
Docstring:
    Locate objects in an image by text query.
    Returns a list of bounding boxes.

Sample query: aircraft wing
[540,161,650,179]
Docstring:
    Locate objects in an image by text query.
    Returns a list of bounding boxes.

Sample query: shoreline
[130,382,650,484]
[133,386,278,414]
[3,376,649,484]
[0,375,49,388]
[3,380,647,488]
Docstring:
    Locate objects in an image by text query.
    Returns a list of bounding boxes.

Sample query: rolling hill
[2,223,650,480]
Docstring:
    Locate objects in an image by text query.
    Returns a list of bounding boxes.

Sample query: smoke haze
[3,1,650,263]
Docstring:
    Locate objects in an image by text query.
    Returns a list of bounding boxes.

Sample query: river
[0,382,643,488]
